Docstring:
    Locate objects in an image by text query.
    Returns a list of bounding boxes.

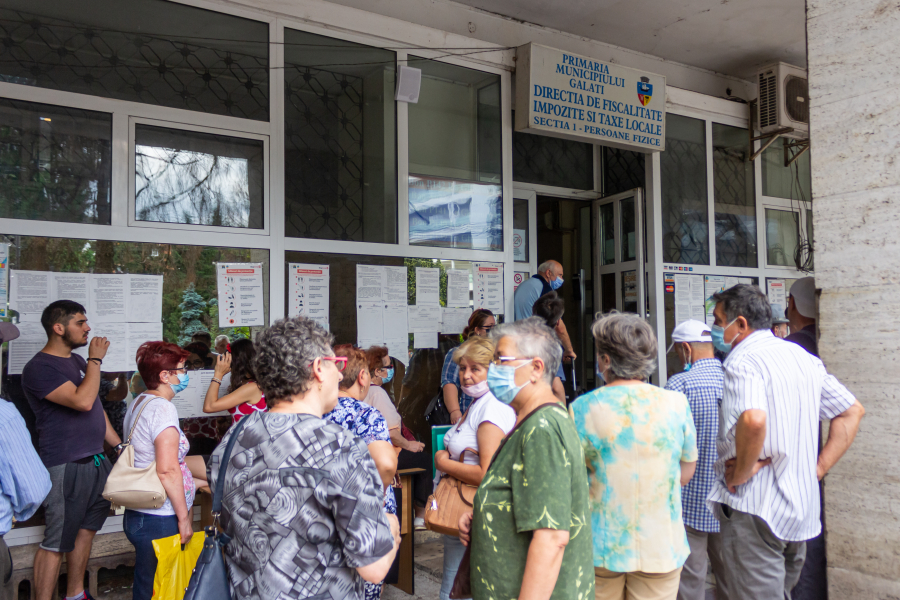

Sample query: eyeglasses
[311,356,347,371]
[476,325,494,332]
[493,356,534,365]
[168,366,187,374]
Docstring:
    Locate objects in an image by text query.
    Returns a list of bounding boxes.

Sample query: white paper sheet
[383,266,408,304]
[473,263,504,314]
[442,308,471,334]
[289,263,330,328]
[51,273,91,312]
[704,276,726,325]
[197,370,228,416]
[357,301,384,345]
[171,375,201,419]
[90,275,126,323]
[0,243,8,318]
[724,277,741,290]
[383,303,409,339]
[10,270,51,320]
[356,265,384,301]
[413,331,437,349]
[7,322,47,375]
[126,322,163,369]
[674,274,691,326]
[217,263,265,327]
[446,269,470,308]
[75,322,128,371]
[408,305,442,333]
[690,276,706,321]
[386,338,409,367]
[126,275,163,323]
[513,229,527,262]
[415,267,440,305]
[768,279,786,317]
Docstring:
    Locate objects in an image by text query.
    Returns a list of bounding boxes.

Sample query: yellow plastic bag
[151,533,204,600]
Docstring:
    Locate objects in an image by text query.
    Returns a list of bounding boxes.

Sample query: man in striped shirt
[664,320,727,600]
[706,285,865,600]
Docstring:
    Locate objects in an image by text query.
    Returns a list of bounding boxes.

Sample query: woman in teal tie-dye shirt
[570,312,698,600]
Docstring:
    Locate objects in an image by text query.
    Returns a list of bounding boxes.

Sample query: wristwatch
[114,443,126,454]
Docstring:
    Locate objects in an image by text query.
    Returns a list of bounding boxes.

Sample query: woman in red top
[202,338,267,423]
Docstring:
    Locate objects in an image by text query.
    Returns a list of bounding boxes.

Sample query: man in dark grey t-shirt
[22,300,122,600]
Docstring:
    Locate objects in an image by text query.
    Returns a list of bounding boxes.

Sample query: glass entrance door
[593,189,646,318]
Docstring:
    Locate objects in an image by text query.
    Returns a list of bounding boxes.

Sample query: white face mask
[461,380,490,398]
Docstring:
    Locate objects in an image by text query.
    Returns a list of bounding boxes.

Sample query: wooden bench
[390,467,426,595]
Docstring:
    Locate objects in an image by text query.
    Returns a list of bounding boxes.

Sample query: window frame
[127,117,271,236]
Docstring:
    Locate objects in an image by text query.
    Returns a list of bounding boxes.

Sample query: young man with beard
[22,300,122,600]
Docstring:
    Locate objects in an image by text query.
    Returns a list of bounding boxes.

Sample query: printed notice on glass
[171,376,202,419]
[8,322,47,375]
[89,275,127,323]
[413,331,438,349]
[73,322,128,371]
[126,322,163,369]
[51,273,91,313]
[0,244,8,318]
[289,263,330,328]
[704,276,725,326]
[767,279,786,318]
[442,308,471,334]
[197,370,228,416]
[674,274,692,326]
[513,229,527,262]
[473,262,504,314]
[415,267,440,305]
[383,303,409,340]
[690,276,706,322]
[217,263,265,327]
[386,338,409,367]
[384,267,408,304]
[446,269,470,308]
[356,265,384,301]
[10,270,51,321]
[126,275,163,323]
[357,301,384,346]
[408,305,442,333]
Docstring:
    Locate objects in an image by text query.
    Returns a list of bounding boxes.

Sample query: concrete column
[807,1,900,597]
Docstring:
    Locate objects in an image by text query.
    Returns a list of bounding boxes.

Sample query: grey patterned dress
[207,411,395,600]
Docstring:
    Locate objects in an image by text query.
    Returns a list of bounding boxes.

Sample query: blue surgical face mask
[380,367,394,384]
[683,361,692,372]
[487,361,532,405]
[550,276,564,291]
[170,371,189,394]
[710,319,739,354]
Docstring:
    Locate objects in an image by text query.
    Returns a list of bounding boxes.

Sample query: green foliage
[178,284,208,346]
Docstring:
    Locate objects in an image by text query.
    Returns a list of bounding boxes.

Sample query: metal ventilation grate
[758,72,778,129]
[784,75,809,124]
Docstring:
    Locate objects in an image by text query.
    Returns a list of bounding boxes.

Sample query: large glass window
[603,147,644,196]
[283,29,397,243]
[0,98,111,224]
[713,123,757,267]
[512,124,593,190]
[135,124,264,229]
[661,114,708,265]
[513,198,529,263]
[765,208,799,267]
[408,59,502,251]
[762,138,811,200]
[0,0,269,120]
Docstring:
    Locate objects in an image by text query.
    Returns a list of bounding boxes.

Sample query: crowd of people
[0,270,865,600]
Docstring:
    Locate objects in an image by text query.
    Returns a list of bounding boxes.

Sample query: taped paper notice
[473,262,504,314]
[408,305,442,333]
[415,267,440,305]
[446,269,470,308]
[289,263,330,328]
[413,331,437,349]
[217,263,265,327]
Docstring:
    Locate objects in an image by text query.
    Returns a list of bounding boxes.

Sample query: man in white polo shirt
[706,284,865,599]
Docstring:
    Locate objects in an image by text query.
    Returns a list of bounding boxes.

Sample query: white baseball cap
[667,320,712,353]
[789,277,816,318]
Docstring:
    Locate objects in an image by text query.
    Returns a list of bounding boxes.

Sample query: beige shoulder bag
[102,395,168,510]
[424,447,479,537]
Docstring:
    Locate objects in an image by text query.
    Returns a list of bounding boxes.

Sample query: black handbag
[424,390,451,426]
[183,416,249,600]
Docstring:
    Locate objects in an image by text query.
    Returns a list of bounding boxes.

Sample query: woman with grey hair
[457,317,594,600]
[206,316,401,600]
[569,311,698,600]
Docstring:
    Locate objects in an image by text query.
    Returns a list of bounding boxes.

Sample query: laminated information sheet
[473,262,504,314]
[217,263,265,327]
[288,263,330,328]
[446,269,470,308]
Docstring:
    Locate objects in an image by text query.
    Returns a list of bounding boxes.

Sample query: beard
[63,330,88,349]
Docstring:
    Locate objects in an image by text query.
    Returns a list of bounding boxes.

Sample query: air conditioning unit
[755,62,808,138]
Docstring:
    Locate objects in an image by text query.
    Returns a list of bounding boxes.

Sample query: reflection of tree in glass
[136,145,251,228]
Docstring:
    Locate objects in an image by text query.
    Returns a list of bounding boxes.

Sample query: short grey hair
[214,334,229,345]
[491,317,561,384]
[253,316,334,406]
[592,312,657,381]
[537,260,559,276]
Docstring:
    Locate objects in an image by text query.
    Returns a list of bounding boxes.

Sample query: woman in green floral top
[458,317,594,600]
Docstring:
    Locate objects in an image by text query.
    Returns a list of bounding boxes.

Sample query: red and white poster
[289,263,330,328]
[513,271,529,292]
[217,263,265,327]
[474,262,504,314]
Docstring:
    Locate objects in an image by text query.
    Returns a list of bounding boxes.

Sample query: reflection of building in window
[661,114,708,265]
[713,124,757,267]
[408,176,502,251]
[135,125,264,229]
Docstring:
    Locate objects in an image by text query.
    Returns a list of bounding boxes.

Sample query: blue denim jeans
[123,510,179,600]
[440,534,470,600]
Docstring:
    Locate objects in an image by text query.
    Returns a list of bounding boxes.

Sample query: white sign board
[216,263,265,327]
[515,43,666,152]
